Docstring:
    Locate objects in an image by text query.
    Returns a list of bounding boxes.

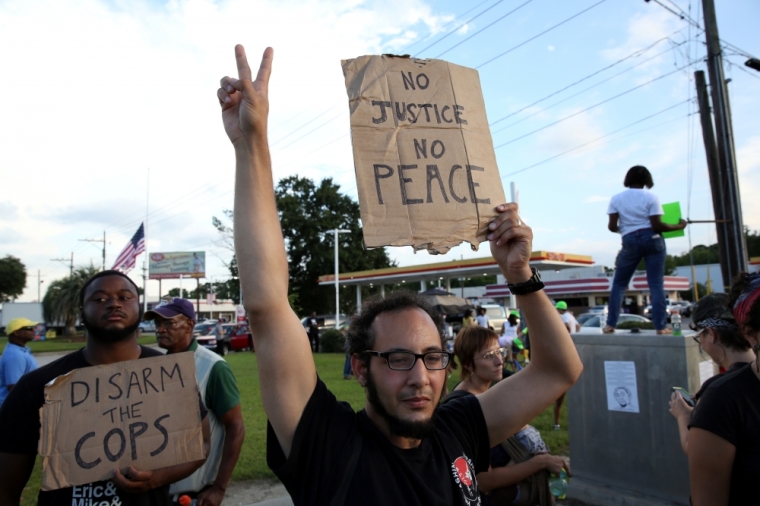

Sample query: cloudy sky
[1,0,758,302]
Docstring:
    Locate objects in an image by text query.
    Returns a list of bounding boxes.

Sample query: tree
[167,288,190,298]
[42,265,100,336]
[214,176,395,316]
[0,255,27,302]
[275,176,395,315]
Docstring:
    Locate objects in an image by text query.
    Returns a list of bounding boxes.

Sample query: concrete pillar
[446,278,451,291]
[568,330,705,505]
[356,285,362,313]
[380,285,385,298]
[421,280,427,292]
[587,295,595,307]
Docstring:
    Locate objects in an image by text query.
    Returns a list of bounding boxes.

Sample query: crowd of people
[0,44,757,506]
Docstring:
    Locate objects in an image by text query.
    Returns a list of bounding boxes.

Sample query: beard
[82,313,140,343]
[366,366,441,440]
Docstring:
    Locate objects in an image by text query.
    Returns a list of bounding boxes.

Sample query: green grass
[20,353,569,502]
[0,335,158,355]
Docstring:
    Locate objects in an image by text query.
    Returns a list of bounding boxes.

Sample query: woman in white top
[605,166,687,334]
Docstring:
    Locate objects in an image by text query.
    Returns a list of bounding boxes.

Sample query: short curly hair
[347,291,445,363]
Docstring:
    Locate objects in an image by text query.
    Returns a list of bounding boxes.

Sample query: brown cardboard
[342,55,506,254]
[39,352,205,490]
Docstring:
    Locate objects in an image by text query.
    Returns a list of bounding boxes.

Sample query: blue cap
[145,298,196,321]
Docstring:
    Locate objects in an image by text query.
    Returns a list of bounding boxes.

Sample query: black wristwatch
[507,267,544,295]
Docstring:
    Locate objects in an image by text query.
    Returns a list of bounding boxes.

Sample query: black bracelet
[507,267,544,295]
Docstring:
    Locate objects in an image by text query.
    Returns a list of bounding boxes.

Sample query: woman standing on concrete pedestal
[686,273,760,505]
[603,165,687,335]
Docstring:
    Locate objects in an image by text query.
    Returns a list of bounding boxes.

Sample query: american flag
[112,223,146,272]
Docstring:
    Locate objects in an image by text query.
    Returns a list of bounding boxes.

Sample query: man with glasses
[148,298,244,506]
[0,317,39,407]
[219,44,583,505]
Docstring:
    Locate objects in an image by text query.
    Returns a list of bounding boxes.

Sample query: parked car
[193,322,218,350]
[138,321,156,333]
[576,313,597,326]
[479,304,508,334]
[219,323,254,355]
[587,305,608,314]
[300,314,347,336]
[582,313,651,328]
[643,300,688,322]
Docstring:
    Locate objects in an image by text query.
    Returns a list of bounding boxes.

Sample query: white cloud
[0,0,455,299]
[548,45,555,52]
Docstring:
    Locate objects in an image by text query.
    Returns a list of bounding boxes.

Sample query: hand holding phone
[671,386,696,407]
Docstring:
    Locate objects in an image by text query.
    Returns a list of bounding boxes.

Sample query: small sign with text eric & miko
[342,55,506,254]
[39,353,205,490]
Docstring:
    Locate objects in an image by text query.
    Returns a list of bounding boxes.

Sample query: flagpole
[143,168,150,313]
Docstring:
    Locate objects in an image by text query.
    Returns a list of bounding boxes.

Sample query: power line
[403,0,496,53]
[501,100,691,177]
[646,0,757,60]
[414,0,506,56]
[490,37,689,134]
[494,60,698,149]
[475,0,609,69]
[432,0,534,59]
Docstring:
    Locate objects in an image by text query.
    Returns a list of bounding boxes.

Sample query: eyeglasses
[20,326,35,332]
[364,350,452,371]
[476,348,508,361]
[692,328,707,344]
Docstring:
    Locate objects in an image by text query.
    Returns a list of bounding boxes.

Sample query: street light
[333,229,351,328]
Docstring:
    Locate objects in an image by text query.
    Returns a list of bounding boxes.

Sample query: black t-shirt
[267,378,491,506]
[693,362,748,402]
[0,346,190,506]
[689,364,760,505]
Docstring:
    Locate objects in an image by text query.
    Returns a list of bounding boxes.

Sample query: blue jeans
[607,228,667,330]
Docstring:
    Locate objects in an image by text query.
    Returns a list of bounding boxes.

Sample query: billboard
[149,252,205,279]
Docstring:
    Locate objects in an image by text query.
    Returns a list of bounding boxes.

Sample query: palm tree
[43,265,100,336]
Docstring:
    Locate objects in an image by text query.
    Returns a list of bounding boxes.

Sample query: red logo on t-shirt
[451,455,479,503]
[454,457,473,486]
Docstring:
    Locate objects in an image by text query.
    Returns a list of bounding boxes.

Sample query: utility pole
[694,70,730,285]
[36,270,45,302]
[78,231,106,270]
[51,252,74,276]
[333,229,350,328]
[701,0,749,287]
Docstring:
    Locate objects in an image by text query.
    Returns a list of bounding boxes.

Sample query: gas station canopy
[318,251,593,287]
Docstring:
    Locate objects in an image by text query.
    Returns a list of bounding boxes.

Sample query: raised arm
[219,45,316,457]
[477,204,583,445]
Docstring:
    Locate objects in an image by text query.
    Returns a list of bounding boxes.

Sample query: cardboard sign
[661,202,685,239]
[39,353,204,490]
[342,55,506,254]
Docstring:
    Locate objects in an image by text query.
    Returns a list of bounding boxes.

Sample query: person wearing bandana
[686,273,760,505]
[667,293,754,456]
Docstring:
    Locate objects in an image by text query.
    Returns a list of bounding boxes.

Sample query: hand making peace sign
[218,45,274,148]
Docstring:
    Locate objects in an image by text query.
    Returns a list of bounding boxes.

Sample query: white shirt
[607,188,663,236]
[476,315,490,327]
[499,322,519,347]
[561,312,579,333]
